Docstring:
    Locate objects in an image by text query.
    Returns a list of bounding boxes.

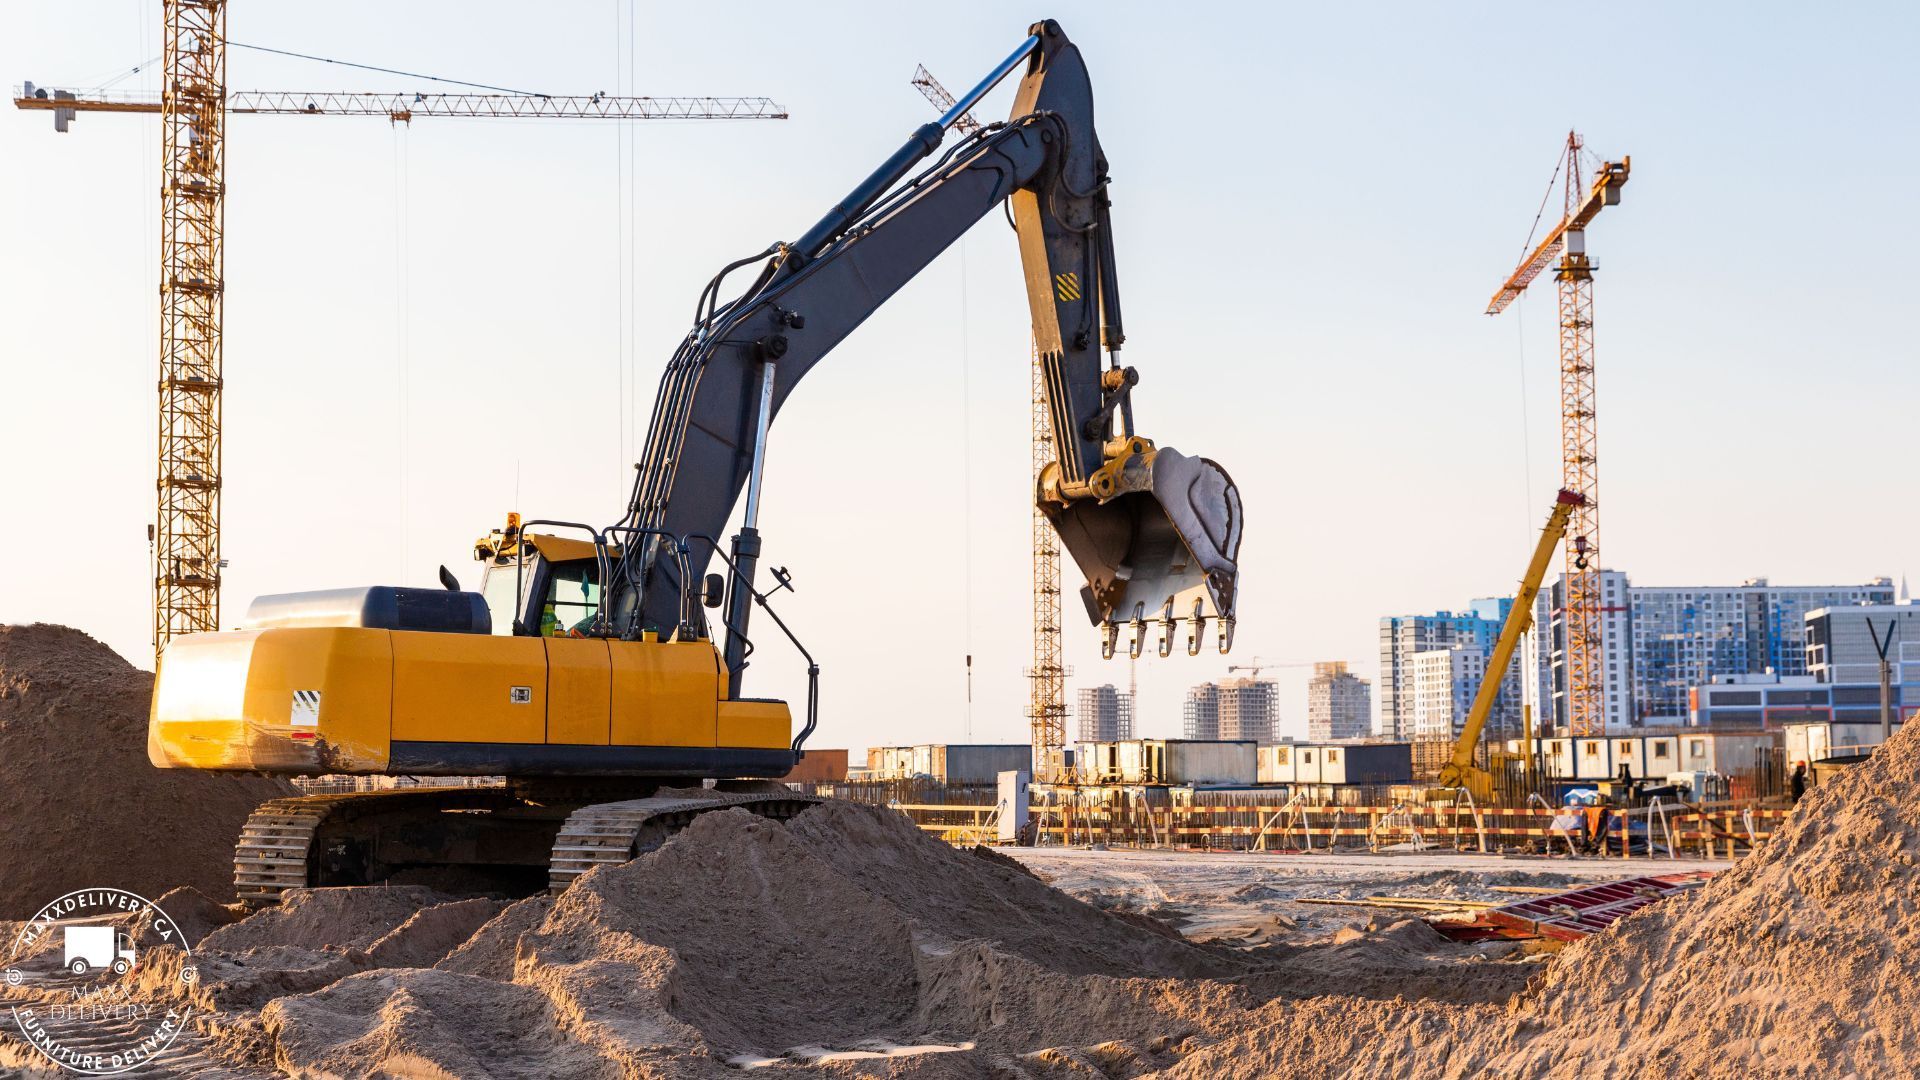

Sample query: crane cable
[960,235,974,741]
[226,40,549,97]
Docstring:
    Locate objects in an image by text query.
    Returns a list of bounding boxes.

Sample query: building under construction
[1183,678,1278,742]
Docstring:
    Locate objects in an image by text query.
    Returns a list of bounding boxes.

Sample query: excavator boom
[617,20,1242,675]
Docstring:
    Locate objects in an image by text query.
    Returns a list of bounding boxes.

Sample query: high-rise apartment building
[1535,574,1895,731]
[1075,683,1134,743]
[1183,678,1278,742]
[1805,603,1920,687]
[1377,599,1515,740]
[1408,646,1522,743]
[1306,661,1372,741]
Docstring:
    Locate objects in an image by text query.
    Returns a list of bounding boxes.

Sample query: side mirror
[703,573,725,609]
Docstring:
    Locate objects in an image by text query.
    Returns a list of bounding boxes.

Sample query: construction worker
[1791,762,1808,805]
[1616,761,1635,804]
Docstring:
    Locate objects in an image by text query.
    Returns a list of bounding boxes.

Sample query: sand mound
[201,885,458,953]
[0,624,298,917]
[261,968,619,1080]
[1480,713,1920,1077]
[1162,719,1920,1079]
[171,802,1266,1075]
[786,799,1237,979]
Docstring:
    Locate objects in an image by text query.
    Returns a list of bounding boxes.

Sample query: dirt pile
[141,804,1265,1078]
[1162,719,1920,1079]
[0,624,298,917]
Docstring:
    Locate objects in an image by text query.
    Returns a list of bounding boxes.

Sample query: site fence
[882,793,1794,861]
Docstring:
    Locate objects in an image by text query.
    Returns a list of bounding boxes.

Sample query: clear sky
[4,1,1915,756]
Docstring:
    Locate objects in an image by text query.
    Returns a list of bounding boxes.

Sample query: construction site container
[930,744,1031,785]
[1644,735,1680,775]
[1543,738,1574,777]
[1573,738,1614,780]
[1079,741,1121,783]
[1677,731,1776,775]
[864,744,1029,783]
[1256,743,1296,784]
[1109,739,1255,785]
[1611,738,1645,779]
[1318,742,1412,785]
[1292,744,1324,785]
[1784,720,1899,766]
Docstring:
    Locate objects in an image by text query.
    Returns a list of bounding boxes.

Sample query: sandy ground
[9,621,1920,1078]
[1010,847,1724,944]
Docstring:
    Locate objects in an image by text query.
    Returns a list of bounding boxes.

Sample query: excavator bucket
[1041,447,1242,658]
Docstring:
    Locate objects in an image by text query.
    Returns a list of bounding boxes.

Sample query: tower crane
[1485,132,1629,738]
[1226,658,1314,680]
[15,0,785,657]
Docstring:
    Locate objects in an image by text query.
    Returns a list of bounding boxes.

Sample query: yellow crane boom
[1435,488,1585,799]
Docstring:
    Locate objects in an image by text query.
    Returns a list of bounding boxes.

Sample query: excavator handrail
[683,532,820,755]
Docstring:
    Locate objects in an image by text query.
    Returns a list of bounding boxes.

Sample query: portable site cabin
[1257,742,1411,786]
[867,744,1029,783]
[1292,744,1323,785]
[1783,720,1901,767]
[1256,743,1295,784]
[1676,731,1774,775]
[1113,739,1256,786]
[1541,738,1574,777]
[1573,738,1614,780]
[1611,738,1645,779]
[1077,741,1121,782]
[1319,742,1412,785]
[929,745,1031,785]
[1643,735,1680,776]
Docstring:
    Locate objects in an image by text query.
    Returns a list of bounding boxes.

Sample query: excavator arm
[616,21,1242,687]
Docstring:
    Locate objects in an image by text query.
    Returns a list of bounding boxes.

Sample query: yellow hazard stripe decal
[1054,272,1081,301]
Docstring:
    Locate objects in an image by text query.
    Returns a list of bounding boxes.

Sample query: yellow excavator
[147,20,1244,903]
[1432,489,1584,803]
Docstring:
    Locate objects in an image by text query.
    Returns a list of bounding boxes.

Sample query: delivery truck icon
[63,924,135,976]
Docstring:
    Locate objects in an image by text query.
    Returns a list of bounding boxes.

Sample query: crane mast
[156,0,226,651]
[15,0,784,656]
[1487,132,1629,738]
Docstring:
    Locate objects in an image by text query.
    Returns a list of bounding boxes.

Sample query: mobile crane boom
[1435,489,1585,800]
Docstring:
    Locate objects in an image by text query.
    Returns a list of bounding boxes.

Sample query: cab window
[542,560,603,636]
[480,567,523,637]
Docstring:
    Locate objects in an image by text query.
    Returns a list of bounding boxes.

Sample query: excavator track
[549,788,822,892]
[234,787,534,906]
[235,785,822,905]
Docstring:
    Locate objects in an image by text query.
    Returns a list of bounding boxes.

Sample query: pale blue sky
[3,1,1914,754]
